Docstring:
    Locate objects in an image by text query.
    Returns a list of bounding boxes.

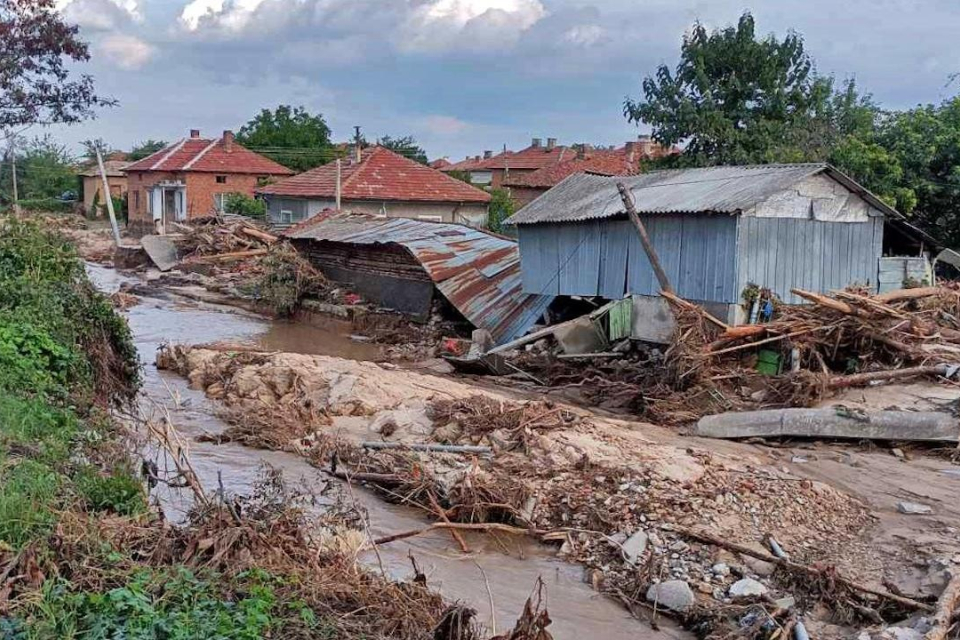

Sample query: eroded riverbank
[87,263,678,640]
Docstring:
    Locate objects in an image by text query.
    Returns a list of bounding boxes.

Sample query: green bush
[0,458,61,547]
[23,568,281,639]
[76,467,146,516]
[223,193,267,219]
[14,198,74,213]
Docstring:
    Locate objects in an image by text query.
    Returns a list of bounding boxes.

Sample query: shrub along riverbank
[0,217,493,639]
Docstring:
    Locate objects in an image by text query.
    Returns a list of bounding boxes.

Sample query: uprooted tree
[0,0,114,128]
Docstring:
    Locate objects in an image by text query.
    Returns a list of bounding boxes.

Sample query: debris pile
[175,215,278,263]
[510,285,960,425]
[157,344,907,636]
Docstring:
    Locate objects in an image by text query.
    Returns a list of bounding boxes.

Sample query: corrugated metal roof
[286,214,554,344]
[506,163,900,225]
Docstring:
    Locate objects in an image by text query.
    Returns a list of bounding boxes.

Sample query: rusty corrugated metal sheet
[286,214,554,344]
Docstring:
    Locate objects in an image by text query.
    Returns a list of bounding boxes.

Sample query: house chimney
[475,155,481,162]
[575,144,586,160]
[625,140,638,162]
[223,130,234,152]
[546,137,557,150]
[531,137,542,148]
[190,129,201,139]
[483,150,492,159]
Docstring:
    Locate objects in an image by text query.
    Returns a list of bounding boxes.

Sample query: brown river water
[87,263,686,640]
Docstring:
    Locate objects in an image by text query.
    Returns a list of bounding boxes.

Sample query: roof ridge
[338,146,375,191]
[182,138,220,171]
[149,138,189,170]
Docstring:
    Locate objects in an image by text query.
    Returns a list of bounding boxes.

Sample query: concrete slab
[141,235,180,272]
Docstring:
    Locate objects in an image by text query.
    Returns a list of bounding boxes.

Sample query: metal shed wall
[517,214,739,303]
[736,216,884,304]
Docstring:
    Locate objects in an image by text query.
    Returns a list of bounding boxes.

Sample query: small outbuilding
[506,164,931,340]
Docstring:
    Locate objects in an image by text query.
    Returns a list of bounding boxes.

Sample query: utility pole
[335,159,342,211]
[96,148,122,247]
[617,181,674,294]
[9,139,18,214]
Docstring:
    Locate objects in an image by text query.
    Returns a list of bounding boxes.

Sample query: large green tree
[235,105,334,172]
[624,13,876,166]
[128,139,167,161]
[377,135,428,164]
[0,134,76,201]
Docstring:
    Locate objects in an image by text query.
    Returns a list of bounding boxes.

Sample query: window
[214,193,227,213]
[417,215,444,223]
[216,175,227,184]
[135,191,140,209]
[280,209,293,224]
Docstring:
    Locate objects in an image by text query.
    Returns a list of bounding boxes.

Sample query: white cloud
[58,0,141,24]
[400,0,546,52]
[563,24,605,47]
[97,34,156,69]
[179,0,269,31]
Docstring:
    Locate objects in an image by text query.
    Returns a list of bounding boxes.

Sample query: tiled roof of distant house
[477,141,574,171]
[77,159,130,178]
[258,146,491,203]
[429,158,452,170]
[124,130,294,175]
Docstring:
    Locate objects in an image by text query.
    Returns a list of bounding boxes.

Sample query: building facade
[123,129,293,234]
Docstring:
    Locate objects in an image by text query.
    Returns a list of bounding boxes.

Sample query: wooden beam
[617,181,674,294]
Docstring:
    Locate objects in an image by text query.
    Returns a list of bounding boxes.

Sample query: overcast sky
[45,0,960,160]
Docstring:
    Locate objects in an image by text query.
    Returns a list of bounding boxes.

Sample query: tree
[80,137,112,161]
[487,188,514,234]
[377,135,428,164]
[235,105,334,172]
[128,139,167,161]
[0,0,114,128]
[624,13,875,166]
[0,134,76,202]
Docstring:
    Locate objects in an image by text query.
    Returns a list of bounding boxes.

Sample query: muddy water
[88,264,685,640]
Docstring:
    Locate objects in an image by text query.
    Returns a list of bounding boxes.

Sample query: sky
[43,0,960,161]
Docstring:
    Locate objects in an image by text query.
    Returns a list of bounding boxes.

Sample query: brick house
[258,145,491,228]
[124,129,293,234]
[443,138,575,189]
[77,152,129,216]
[503,137,678,208]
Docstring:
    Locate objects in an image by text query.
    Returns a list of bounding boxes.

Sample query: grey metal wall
[517,214,740,303]
[265,197,308,225]
[736,216,883,304]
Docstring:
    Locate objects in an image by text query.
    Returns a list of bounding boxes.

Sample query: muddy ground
[75,224,960,639]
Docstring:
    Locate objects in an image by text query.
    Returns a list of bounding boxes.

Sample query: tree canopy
[235,105,334,172]
[623,12,960,248]
[0,0,114,128]
[128,139,167,161]
[0,134,76,202]
[377,135,428,164]
[624,13,875,167]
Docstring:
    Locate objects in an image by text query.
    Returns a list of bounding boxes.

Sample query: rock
[774,596,796,610]
[621,530,649,564]
[891,448,906,459]
[696,581,714,594]
[897,502,933,515]
[645,580,696,612]
[729,578,768,598]
[743,556,777,577]
[881,628,923,640]
[712,562,730,577]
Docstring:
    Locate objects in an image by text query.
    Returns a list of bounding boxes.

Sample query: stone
[729,578,768,598]
[743,556,777,577]
[882,628,923,640]
[712,563,731,577]
[897,502,933,515]
[774,596,796,610]
[621,530,649,564]
[645,580,696,612]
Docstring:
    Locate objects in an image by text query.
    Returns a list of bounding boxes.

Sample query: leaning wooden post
[96,148,122,247]
[617,181,674,294]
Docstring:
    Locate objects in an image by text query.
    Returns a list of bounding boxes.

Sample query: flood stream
[88,264,685,640]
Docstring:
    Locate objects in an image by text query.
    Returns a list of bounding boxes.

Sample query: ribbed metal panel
[737,217,883,304]
[518,215,739,303]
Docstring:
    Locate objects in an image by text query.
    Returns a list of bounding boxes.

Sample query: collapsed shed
[284,214,555,344]
[506,164,932,341]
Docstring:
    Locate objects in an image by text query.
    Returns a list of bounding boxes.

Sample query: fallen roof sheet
[285,214,554,344]
[506,163,902,225]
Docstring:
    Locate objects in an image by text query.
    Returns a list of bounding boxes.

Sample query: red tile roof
[503,146,640,188]
[429,158,452,170]
[444,155,488,172]
[258,146,491,204]
[476,144,575,171]
[124,135,294,175]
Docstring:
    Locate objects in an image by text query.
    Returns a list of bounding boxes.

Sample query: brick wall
[127,170,270,224]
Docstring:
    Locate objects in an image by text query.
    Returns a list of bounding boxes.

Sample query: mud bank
[158,344,932,638]
[87,263,674,640]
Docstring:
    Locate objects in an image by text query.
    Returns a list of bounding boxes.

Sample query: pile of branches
[251,242,333,316]
[428,395,580,449]
[645,285,960,423]
[175,216,278,263]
